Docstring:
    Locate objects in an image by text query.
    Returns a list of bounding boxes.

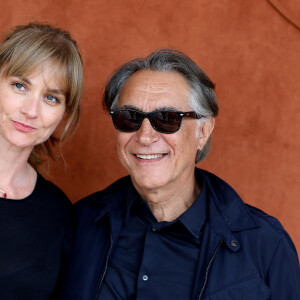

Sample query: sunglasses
[110,108,202,134]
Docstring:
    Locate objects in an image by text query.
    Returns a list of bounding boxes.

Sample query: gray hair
[103,48,218,162]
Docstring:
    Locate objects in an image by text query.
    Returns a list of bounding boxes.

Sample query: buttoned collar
[92,168,258,248]
[124,178,207,239]
[178,179,207,238]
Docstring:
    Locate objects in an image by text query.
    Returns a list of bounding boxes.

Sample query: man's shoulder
[246,204,285,234]
[245,204,299,273]
[245,205,295,251]
[198,168,290,241]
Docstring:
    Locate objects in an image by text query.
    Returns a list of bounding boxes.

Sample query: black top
[0,173,73,300]
[98,178,207,299]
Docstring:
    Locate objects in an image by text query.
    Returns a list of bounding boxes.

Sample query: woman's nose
[20,95,39,118]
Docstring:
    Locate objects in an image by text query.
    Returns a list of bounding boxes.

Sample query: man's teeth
[136,154,163,160]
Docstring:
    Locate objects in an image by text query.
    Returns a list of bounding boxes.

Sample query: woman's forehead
[25,61,68,93]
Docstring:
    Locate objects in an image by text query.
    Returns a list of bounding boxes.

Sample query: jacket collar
[92,176,132,223]
[197,169,258,251]
[92,169,258,250]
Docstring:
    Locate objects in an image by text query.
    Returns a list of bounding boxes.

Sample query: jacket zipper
[94,232,113,300]
[198,240,223,300]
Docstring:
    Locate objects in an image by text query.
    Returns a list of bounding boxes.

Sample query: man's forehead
[127,69,187,84]
[118,70,191,110]
[120,70,189,96]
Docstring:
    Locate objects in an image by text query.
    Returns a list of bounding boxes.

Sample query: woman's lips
[12,120,36,133]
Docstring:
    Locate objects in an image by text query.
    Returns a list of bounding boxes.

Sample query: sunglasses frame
[110,108,203,134]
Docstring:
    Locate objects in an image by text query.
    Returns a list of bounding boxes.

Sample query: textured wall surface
[1,0,299,253]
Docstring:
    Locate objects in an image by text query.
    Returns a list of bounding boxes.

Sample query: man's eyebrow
[154,106,178,112]
[119,104,141,111]
[118,105,178,112]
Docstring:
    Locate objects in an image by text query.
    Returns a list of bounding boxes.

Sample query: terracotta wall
[1,0,299,253]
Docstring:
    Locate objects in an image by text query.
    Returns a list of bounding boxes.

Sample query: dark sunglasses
[110,108,203,134]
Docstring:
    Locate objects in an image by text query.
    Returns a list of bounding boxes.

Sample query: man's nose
[20,95,39,119]
[135,118,159,145]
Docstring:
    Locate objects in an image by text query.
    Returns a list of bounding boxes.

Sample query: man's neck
[132,174,200,222]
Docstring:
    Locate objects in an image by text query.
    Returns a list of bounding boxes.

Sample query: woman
[0,23,83,299]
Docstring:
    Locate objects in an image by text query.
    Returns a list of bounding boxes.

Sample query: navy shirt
[99,180,207,299]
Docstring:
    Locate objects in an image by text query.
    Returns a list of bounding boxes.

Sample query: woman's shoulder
[33,173,72,210]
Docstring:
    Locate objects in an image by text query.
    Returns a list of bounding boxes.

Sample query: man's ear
[197,118,215,150]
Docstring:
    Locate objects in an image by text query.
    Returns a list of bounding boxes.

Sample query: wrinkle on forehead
[124,80,178,94]
[118,70,190,111]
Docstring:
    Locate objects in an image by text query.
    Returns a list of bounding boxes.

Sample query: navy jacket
[61,169,300,299]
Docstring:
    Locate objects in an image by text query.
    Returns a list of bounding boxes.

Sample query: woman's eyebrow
[46,88,65,95]
[17,76,32,85]
[13,76,65,95]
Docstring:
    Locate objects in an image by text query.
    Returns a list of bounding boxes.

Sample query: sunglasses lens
[151,111,181,133]
[111,110,182,133]
[112,110,143,132]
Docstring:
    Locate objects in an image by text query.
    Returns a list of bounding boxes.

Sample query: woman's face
[0,61,66,151]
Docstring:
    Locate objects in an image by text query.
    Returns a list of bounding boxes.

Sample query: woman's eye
[13,82,25,91]
[46,95,60,104]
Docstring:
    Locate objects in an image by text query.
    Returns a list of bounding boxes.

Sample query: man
[61,49,300,299]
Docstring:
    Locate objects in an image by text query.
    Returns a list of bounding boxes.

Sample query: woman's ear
[197,117,215,150]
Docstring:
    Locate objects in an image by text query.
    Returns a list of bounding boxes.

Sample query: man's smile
[134,153,166,160]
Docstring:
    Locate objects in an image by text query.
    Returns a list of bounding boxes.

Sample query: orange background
[1,0,299,253]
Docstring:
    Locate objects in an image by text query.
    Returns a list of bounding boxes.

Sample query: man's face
[115,70,212,193]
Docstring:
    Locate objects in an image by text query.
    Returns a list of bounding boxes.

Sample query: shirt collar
[177,177,207,239]
[125,182,142,219]
[125,175,207,239]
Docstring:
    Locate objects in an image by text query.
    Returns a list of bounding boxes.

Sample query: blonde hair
[0,22,83,168]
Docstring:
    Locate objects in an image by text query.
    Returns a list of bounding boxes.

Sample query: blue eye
[46,95,60,104]
[13,82,25,91]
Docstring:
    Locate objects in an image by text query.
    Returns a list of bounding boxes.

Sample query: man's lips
[12,120,36,133]
[134,153,166,160]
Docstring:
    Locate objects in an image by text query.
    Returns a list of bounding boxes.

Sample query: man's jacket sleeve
[265,231,300,299]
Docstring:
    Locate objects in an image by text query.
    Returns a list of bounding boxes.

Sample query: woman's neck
[0,142,36,199]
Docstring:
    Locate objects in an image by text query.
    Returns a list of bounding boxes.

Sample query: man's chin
[131,174,169,192]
